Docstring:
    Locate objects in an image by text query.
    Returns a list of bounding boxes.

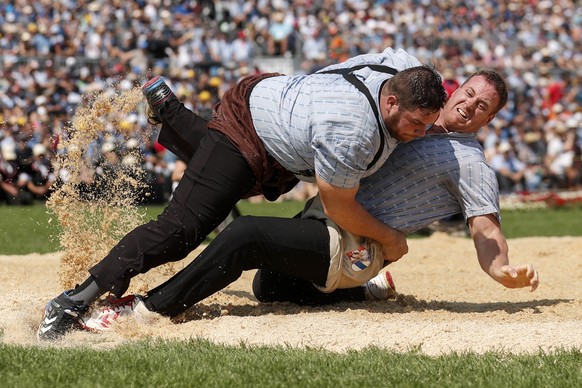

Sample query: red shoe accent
[142,75,161,90]
[385,271,396,291]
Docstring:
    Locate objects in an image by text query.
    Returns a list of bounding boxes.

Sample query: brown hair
[462,69,508,114]
[383,65,447,112]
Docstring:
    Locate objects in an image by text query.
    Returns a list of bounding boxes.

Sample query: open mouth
[457,107,468,120]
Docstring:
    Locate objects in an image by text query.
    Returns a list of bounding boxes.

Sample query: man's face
[441,75,501,133]
[386,108,440,142]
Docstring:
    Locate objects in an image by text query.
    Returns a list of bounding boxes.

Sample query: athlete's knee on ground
[252,270,278,303]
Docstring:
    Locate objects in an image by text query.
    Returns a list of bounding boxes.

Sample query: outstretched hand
[492,264,539,291]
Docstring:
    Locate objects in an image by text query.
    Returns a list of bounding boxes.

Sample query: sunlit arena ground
[3,234,582,355]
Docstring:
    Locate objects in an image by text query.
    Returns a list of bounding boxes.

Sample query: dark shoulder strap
[318,64,399,76]
[318,65,398,170]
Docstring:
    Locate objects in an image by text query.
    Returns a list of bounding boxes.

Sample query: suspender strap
[319,65,398,170]
[343,73,384,169]
[319,64,399,76]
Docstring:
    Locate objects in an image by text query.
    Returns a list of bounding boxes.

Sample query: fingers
[522,264,539,292]
[500,265,518,278]
[529,268,539,292]
[501,264,539,291]
[381,238,408,262]
[520,264,540,292]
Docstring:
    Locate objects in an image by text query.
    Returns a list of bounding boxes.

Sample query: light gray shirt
[356,133,500,234]
[249,47,421,188]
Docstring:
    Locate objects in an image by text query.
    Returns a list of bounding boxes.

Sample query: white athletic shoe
[81,294,152,331]
[363,271,397,301]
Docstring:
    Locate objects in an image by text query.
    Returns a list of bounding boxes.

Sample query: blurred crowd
[0,0,581,205]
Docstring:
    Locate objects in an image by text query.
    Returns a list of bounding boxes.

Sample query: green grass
[0,200,309,255]
[499,206,582,238]
[2,202,582,387]
[0,204,61,254]
[235,200,307,218]
[1,201,581,255]
[1,339,581,387]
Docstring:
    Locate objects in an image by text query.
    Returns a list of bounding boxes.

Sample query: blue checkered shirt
[357,133,500,233]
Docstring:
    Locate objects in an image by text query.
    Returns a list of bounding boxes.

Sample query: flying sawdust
[47,87,154,290]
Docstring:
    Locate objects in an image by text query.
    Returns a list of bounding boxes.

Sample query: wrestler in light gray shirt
[356,132,500,233]
[249,47,421,189]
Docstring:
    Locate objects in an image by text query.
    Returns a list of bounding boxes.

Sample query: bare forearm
[323,195,400,245]
[469,214,539,291]
[316,177,407,261]
[472,222,509,277]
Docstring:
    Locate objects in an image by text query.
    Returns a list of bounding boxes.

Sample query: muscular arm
[468,214,539,291]
[316,177,407,261]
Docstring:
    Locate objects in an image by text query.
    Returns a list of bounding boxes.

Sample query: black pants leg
[157,99,209,162]
[144,216,331,317]
[89,130,256,297]
[252,270,366,306]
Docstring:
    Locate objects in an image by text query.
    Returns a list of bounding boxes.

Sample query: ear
[484,114,497,126]
[384,95,399,111]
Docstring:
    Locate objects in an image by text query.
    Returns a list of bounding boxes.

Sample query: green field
[1,202,581,386]
[2,339,581,387]
[1,201,581,255]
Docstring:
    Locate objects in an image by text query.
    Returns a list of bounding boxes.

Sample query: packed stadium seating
[1,1,580,205]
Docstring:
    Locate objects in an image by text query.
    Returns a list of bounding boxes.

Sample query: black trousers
[144,215,365,318]
[252,269,366,307]
[89,101,256,297]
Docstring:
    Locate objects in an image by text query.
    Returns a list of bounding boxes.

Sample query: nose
[413,127,426,137]
[464,97,478,111]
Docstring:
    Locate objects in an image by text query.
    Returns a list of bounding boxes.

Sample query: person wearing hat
[196,90,214,120]
[267,11,293,56]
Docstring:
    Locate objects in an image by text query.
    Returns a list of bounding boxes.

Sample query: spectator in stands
[0,142,32,205]
[0,0,581,203]
[442,67,460,97]
[490,141,527,194]
[0,143,20,204]
[267,11,294,56]
[23,143,55,201]
[327,23,349,64]
[564,118,582,189]
[545,122,573,189]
